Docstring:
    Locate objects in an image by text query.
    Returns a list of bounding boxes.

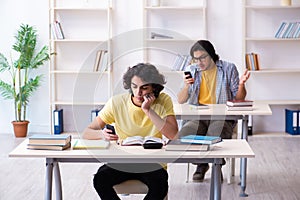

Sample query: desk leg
[53,160,63,200]
[240,158,248,197]
[239,116,249,197]
[45,158,54,200]
[210,162,222,200]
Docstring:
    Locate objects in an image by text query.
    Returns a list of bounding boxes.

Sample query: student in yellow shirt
[177,40,250,182]
[83,63,178,200]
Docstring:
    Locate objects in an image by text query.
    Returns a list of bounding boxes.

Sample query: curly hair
[123,63,166,94]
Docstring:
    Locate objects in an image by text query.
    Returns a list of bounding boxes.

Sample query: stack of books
[245,53,260,71]
[165,139,210,151]
[27,134,72,150]
[226,100,253,111]
[275,21,300,39]
[180,135,222,145]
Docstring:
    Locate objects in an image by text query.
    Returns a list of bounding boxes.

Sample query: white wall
[0,0,292,134]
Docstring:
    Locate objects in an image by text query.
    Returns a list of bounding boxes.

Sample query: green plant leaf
[0,53,10,72]
[0,81,14,100]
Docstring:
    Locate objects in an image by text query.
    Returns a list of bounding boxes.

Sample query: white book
[99,51,108,71]
[275,22,287,38]
[93,50,102,72]
[226,105,253,111]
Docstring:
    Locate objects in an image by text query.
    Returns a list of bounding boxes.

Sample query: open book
[121,136,164,146]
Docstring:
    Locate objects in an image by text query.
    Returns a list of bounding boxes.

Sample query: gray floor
[1,133,300,200]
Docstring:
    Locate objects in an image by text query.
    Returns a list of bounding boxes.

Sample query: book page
[121,136,144,145]
[144,136,164,144]
[121,136,164,145]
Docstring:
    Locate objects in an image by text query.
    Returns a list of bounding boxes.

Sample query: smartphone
[184,71,192,79]
[105,124,116,135]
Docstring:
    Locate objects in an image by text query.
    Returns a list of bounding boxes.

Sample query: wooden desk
[9,139,254,200]
[173,102,272,196]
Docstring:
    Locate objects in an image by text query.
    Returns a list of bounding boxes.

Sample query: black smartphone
[105,124,116,135]
[184,71,192,79]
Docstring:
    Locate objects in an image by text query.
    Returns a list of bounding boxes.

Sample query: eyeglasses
[192,54,209,63]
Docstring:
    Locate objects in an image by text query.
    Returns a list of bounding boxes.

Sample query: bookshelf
[49,0,112,134]
[142,0,207,101]
[243,0,300,133]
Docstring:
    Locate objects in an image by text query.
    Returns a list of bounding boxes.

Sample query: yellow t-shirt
[98,92,175,140]
[199,66,217,104]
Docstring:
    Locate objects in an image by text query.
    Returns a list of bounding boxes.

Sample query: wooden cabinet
[49,0,112,133]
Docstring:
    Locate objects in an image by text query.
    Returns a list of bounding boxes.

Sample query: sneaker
[192,165,209,182]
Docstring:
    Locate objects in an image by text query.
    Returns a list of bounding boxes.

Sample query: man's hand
[141,93,155,113]
[239,69,250,85]
[103,127,119,141]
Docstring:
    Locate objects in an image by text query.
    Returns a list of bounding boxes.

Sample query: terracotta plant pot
[12,121,30,137]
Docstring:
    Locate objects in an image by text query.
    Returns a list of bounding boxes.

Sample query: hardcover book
[226,105,253,111]
[180,135,222,145]
[226,100,253,107]
[28,134,71,146]
[165,140,210,151]
[27,142,71,151]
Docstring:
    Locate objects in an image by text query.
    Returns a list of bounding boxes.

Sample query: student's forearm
[235,83,247,100]
[145,109,178,139]
[177,84,189,104]
[82,117,105,139]
[82,128,104,139]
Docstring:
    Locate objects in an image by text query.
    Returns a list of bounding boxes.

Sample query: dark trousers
[93,163,168,200]
[179,120,235,169]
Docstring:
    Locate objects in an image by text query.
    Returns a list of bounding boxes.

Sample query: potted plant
[0,24,50,137]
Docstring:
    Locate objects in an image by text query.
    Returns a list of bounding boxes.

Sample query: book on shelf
[294,23,300,38]
[53,109,63,134]
[226,105,253,111]
[276,21,300,38]
[27,142,71,151]
[91,107,103,122]
[150,32,173,39]
[226,100,253,107]
[245,53,260,71]
[50,21,65,40]
[180,135,222,145]
[93,50,108,72]
[120,136,164,146]
[288,22,299,38]
[28,134,72,145]
[285,109,300,135]
[172,54,191,71]
[73,139,110,150]
[98,50,108,71]
[93,50,103,72]
[165,139,210,151]
[275,22,287,38]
